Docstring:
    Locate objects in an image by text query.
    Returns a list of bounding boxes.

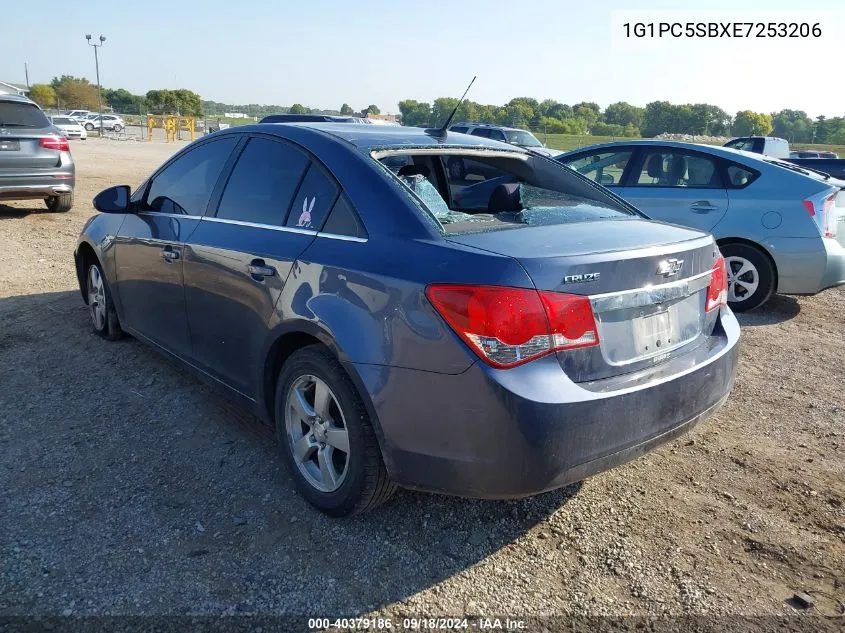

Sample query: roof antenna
[425,76,476,138]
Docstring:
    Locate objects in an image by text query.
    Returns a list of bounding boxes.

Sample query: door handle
[161,247,180,263]
[690,201,718,214]
[248,260,276,280]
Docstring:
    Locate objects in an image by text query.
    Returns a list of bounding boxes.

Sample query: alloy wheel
[87,265,107,331]
[284,374,350,493]
[725,256,759,303]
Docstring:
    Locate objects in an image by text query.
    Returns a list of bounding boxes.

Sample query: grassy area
[537,133,845,155]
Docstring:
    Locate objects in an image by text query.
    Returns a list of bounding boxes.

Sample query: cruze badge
[656,258,684,277]
[563,272,601,284]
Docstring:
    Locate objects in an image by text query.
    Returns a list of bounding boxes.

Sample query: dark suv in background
[0,94,75,212]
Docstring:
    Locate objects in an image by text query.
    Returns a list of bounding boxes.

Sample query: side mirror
[93,185,131,213]
[599,173,615,185]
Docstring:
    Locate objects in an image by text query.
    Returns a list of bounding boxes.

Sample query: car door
[113,136,238,358]
[618,148,729,232]
[183,135,338,397]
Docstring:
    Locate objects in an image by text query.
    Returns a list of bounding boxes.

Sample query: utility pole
[85,34,106,136]
[24,63,30,90]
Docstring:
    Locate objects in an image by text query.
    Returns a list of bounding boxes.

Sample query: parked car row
[61,110,125,132]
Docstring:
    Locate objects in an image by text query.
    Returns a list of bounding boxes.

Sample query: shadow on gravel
[0,202,52,218]
[0,290,580,616]
[735,294,801,327]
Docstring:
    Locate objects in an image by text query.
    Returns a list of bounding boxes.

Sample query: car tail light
[804,194,837,238]
[706,255,728,312]
[426,284,599,369]
[39,136,70,152]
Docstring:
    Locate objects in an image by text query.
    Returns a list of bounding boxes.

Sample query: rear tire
[719,242,775,312]
[45,193,73,213]
[274,346,396,516]
[113,124,123,132]
[85,123,94,131]
[86,261,123,341]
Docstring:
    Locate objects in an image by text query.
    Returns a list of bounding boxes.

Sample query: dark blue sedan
[75,124,740,516]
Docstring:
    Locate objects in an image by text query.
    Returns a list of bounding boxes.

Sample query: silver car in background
[559,140,845,311]
[0,94,75,212]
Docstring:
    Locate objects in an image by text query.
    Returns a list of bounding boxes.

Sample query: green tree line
[398,97,845,145]
[24,81,845,145]
[27,77,204,117]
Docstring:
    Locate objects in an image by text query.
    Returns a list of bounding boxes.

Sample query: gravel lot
[1,139,843,630]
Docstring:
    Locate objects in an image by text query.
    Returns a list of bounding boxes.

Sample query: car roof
[0,94,39,105]
[450,122,524,132]
[249,122,527,153]
[559,139,773,162]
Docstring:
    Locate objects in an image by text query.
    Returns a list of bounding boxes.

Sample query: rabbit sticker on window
[297,197,315,228]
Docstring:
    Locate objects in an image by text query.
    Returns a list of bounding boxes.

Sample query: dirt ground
[0,138,843,630]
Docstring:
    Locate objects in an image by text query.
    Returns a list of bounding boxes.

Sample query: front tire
[45,193,73,212]
[275,346,396,516]
[720,243,775,312]
[86,261,122,341]
[85,123,94,131]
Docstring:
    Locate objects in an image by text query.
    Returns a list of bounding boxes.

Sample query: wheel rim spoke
[312,380,332,419]
[293,433,316,463]
[289,386,315,423]
[324,427,349,453]
[317,447,339,489]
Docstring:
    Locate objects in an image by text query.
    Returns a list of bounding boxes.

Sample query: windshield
[377,151,636,236]
[504,130,543,147]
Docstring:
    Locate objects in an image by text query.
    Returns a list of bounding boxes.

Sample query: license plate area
[0,140,20,151]
[594,292,703,366]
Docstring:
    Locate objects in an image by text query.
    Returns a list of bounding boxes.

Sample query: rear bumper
[0,166,75,201]
[818,238,845,291]
[354,309,740,498]
[0,182,74,200]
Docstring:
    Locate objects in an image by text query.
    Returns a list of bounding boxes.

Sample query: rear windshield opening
[375,150,638,235]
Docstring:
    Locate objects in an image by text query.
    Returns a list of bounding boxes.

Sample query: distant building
[0,81,28,96]
[223,112,250,119]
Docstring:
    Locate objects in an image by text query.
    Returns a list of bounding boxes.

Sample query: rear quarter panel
[267,235,535,376]
[713,166,828,293]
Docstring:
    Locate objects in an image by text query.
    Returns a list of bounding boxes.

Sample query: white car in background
[64,110,90,122]
[83,114,125,132]
[50,115,87,140]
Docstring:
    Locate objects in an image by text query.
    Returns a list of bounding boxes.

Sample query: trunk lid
[447,218,722,381]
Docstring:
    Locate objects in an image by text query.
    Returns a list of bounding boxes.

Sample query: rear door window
[632,151,722,188]
[470,128,491,138]
[215,137,309,226]
[285,164,339,230]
